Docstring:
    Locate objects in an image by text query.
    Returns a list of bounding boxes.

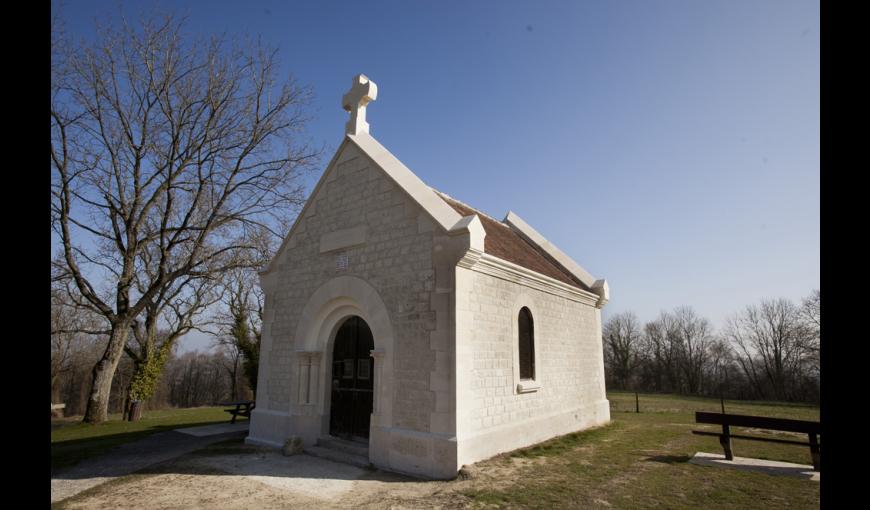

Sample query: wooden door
[329,316,374,441]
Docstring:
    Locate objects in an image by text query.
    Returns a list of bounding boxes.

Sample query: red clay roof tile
[434,191,587,291]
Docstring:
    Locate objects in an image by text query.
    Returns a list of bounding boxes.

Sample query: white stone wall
[252,137,609,479]
[454,267,610,467]
[266,142,436,418]
[251,141,462,478]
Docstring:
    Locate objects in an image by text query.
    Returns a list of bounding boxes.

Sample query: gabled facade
[247,75,610,479]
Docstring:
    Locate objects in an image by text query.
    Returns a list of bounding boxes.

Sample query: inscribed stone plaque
[335,252,349,272]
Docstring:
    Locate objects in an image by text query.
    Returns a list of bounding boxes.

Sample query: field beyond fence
[607,391,820,420]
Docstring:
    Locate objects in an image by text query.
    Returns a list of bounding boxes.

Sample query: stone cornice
[591,279,610,308]
[451,214,486,270]
[504,211,597,287]
[294,350,323,360]
[456,247,484,270]
[504,211,610,308]
[464,252,601,306]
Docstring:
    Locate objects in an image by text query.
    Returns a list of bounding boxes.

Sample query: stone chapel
[247,74,611,479]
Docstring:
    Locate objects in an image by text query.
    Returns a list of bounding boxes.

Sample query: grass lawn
[53,393,820,509]
[463,391,820,509]
[51,406,230,474]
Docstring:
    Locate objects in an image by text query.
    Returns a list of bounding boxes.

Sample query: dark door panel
[329,316,374,441]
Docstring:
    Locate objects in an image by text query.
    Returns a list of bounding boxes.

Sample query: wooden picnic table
[218,400,255,424]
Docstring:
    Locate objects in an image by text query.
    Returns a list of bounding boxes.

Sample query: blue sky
[54,1,820,352]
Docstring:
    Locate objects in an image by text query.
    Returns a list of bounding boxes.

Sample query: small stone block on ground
[690,452,819,482]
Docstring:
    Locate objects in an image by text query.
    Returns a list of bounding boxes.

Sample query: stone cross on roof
[342,74,378,135]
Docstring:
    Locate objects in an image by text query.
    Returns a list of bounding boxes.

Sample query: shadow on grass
[509,423,617,459]
[51,420,249,476]
[644,454,692,464]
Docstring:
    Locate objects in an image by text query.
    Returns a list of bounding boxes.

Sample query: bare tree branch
[51,10,320,422]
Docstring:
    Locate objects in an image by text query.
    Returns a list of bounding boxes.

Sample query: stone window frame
[512,297,542,394]
[518,307,535,380]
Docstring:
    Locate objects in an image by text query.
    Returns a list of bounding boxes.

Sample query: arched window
[518,307,535,380]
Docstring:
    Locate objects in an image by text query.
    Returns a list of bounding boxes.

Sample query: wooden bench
[220,401,255,424]
[692,411,820,471]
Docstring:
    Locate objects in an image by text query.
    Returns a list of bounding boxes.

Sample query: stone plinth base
[690,452,819,482]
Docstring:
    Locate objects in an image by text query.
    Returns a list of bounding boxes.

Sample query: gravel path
[51,424,249,504]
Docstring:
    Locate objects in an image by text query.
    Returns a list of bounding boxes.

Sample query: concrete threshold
[305,445,372,470]
[690,452,819,482]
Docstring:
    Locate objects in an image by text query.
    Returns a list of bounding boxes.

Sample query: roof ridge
[431,189,512,230]
[431,187,589,291]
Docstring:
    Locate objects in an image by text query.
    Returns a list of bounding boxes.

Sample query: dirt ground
[53,396,822,510]
[54,442,530,509]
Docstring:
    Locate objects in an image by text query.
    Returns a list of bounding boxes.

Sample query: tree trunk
[128,399,143,421]
[51,374,64,418]
[51,374,62,404]
[123,392,132,421]
[83,323,130,423]
[230,355,240,401]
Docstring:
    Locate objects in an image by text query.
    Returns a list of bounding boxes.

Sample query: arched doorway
[329,316,374,442]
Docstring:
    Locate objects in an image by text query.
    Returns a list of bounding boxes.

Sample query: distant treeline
[52,288,819,417]
[51,268,262,419]
[602,290,820,404]
[52,345,253,416]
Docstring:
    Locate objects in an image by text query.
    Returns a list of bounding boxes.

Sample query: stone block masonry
[250,74,610,480]
[266,142,439,434]
[454,267,610,467]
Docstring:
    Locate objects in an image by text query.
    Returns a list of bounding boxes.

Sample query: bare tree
[51,280,109,412]
[52,291,89,407]
[642,311,683,393]
[602,312,644,390]
[672,306,715,395]
[51,11,318,422]
[164,350,233,407]
[52,295,77,406]
[639,308,715,394]
[216,340,244,401]
[121,240,222,419]
[600,294,817,402]
[211,268,264,398]
[724,298,814,401]
[705,338,735,397]
[800,289,820,376]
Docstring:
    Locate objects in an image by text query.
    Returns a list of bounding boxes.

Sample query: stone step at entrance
[316,436,370,457]
[304,436,372,469]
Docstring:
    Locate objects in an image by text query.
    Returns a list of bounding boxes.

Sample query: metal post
[635,392,639,413]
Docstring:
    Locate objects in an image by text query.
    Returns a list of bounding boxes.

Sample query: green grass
[51,394,820,509]
[463,392,820,509]
[51,406,231,474]
[607,391,821,419]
